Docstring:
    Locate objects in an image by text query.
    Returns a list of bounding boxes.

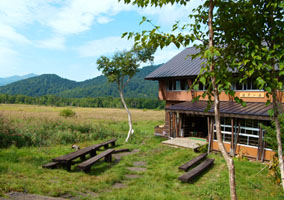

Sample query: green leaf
[268,109,274,117]
[200,76,206,86]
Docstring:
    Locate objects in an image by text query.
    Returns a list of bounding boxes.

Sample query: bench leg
[111,142,115,147]
[104,144,108,149]
[90,150,96,157]
[105,154,112,163]
[80,155,86,161]
[83,167,91,173]
[64,162,71,171]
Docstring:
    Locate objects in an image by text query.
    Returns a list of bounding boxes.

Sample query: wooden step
[178,158,214,182]
[179,153,207,171]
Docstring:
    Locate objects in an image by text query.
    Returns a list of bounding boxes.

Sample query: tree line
[0,94,165,110]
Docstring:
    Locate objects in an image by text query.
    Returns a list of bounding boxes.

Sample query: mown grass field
[0,104,283,200]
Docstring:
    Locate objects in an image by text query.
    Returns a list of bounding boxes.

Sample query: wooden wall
[158,80,284,103]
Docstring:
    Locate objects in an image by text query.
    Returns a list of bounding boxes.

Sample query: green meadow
[0,104,283,200]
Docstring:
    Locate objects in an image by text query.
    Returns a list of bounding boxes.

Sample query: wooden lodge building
[146,47,284,161]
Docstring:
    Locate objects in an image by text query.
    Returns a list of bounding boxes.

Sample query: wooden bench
[78,149,115,173]
[52,138,117,171]
[178,158,214,182]
[98,138,116,149]
[179,153,207,171]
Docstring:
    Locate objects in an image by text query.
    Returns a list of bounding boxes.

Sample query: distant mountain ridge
[0,65,161,98]
[0,73,37,86]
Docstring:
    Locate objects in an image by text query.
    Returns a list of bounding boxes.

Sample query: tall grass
[0,104,164,148]
[0,115,123,148]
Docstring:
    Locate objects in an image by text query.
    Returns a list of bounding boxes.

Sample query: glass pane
[247,79,252,90]
[168,80,172,90]
[213,132,217,140]
[173,80,176,90]
[246,119,253,128]
[248,137,258,146]
[236,82,242,90]
[253,131,259,136]
[180,80,189,90]
[239,135,248,145]
[176,80,181,90]
[225,127,232,132]
[224,134,231,142]
[198,82,204,90]
[246,129,253,135]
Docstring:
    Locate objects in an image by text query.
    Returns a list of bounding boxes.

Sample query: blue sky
[0,0,201,81]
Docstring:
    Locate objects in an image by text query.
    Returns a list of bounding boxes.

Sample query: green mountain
[0,73,37,86]
[0,65,161,98]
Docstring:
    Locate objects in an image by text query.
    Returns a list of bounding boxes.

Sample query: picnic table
[50,138,116,171]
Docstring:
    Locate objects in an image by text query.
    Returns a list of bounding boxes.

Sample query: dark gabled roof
[145,47,205,80]
[166,101,278,120]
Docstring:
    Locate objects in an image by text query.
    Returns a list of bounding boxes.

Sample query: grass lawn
[0,104,283,199]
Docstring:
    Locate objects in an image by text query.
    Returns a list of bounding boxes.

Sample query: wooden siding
[158,80,284,103]
[211,141,275,161]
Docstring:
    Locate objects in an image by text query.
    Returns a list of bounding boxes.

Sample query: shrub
[0,115,31,148]
[59,109,76,118]
[262,113,284,152]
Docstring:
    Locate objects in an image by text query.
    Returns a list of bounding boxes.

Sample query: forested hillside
[0,74,78,96]
[0,65,161,98]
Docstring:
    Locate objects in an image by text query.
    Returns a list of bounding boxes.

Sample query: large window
[213,118,268,148]
[232,79,261,91]
[167,79,189,91]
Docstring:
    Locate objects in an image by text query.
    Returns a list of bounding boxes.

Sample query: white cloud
[97,16,113,24]
[137,0,201,26]
[0,0,58,27]
[0,23,30,44]
[37,36,65,50]
[0,43,19,76]
[47,0,132,35]
[78,36,133,57]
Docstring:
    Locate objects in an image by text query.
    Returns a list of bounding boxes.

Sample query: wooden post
[230,118,234,156]
[233,120,240,156]
[258,125,263,161]
[207,117,211,154]
[176,112,179,137]
[207,117,210,141]
[173,113,176,138]
[169,112,172,137]
[179,113,182,137]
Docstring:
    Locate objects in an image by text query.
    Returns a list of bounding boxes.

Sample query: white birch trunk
[272,91,284,190]
[119,89,133,142]
[208,1,237,199]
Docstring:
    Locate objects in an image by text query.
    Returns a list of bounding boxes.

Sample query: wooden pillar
[230,118,234,156]
[233,120,241,156]
[169,112,172,137]
[175,112,179,137]
[173,113,176,138]
[179,113,183,137]
[207,117,211,154]
[257,125,263,161]
[207,117,210,142]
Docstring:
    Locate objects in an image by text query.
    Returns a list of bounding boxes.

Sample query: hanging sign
[240,92,265,98]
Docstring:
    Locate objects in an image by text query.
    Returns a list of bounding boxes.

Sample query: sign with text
[240,92,265,98]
